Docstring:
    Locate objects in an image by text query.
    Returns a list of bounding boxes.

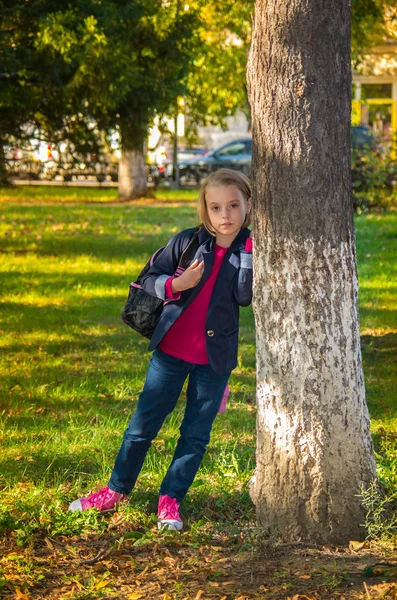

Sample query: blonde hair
[197,168,252,235]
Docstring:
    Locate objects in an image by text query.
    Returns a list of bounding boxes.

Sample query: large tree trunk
[118,148,147,200]
[247,0,378,544]
[118,119,148,200]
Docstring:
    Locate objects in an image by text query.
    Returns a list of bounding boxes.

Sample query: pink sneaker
[68,486,128,513]
[158,495,183,531]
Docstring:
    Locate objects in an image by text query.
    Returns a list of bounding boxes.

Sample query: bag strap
[177,230,200,271]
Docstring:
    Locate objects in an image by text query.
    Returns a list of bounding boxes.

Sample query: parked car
[179,128,378,184]
[179,138,252,183]
[165,147,207,179]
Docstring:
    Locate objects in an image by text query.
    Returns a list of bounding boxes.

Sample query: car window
[217,142,247,157]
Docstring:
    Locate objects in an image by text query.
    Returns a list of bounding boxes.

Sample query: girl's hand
[172,259,205,293]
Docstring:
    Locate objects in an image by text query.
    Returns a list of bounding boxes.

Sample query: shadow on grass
[361,333,397,414]
[1,234,169,260]
[0,450,110,485]
[359,306,397,332]
[126,486,255,523]
[0,203,197,260]
[0,405,255,491]
[0,267,148,293]
[0,296,143,333]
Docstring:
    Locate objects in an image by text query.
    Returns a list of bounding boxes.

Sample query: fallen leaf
[136,566,149,580]
[151,568,165,577]
[194,591,204,600]
[126,594,144,600]
[15,590,30,600]
[349,540,369,551]
[95,579,111,590]
[217,557,231,563]
[44,537,55,551]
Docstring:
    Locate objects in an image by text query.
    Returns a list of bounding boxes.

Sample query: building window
[361,84,392,100]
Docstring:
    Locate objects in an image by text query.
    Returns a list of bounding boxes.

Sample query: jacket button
[207,330,215,337]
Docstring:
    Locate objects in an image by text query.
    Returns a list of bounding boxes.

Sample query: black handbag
[121,231,200,339]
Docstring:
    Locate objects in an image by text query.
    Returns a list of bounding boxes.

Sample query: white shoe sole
[68,499,83,513]
[68,499,121,514]
[158,519,183,531]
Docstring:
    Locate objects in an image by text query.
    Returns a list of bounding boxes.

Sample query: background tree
[0,0,49,185]
[351,0,397,65]
[34,0,198,198]
[183,0,253,139]
[247,0,378,544]
[184,0,396,138]
[0,0,114,185]
[1,0,395,192]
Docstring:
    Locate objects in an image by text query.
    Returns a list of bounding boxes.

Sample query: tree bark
[0,142,11,186]
[118,119,148,200]
[247,0,378,544]
[118,148,147,200]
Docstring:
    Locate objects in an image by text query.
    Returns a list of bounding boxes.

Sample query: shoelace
[86,487,114,510]
[159,497,180,520]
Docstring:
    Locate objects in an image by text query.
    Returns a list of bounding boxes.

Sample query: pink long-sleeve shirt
[159,244,229,363]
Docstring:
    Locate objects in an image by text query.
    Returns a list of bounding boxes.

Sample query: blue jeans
[108,349,230,502]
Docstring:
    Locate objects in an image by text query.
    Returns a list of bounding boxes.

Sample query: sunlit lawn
[0,183,198,203]
[0,190,395,548]
[0,194,255,547]
[355,213,397,492]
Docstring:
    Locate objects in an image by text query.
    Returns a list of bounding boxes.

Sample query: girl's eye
[230,203,238,208]
[211,206,219,211]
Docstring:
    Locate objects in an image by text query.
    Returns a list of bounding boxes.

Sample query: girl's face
[205,185,251,246]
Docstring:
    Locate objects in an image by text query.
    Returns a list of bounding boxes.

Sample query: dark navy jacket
[140,226,252,376]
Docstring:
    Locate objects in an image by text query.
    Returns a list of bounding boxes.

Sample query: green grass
[0,184,198,203]
[0,196,256,546]
[355,213,397,495]
[0,194,396,551]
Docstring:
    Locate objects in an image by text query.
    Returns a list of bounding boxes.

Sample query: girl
[69,168,253,530]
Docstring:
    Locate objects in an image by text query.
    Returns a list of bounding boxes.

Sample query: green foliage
[0,0,199,160]
[184,0,253,140]
[351,0,388,64]
[35,0,199,144]
[1,0,396,180]
[0,1,104,165]
[312,560,351,591]
[0,552,47,596]
[352,2,397,66]
[360,481,397,541]
[351,138,397,213]
[193,1,397,145]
